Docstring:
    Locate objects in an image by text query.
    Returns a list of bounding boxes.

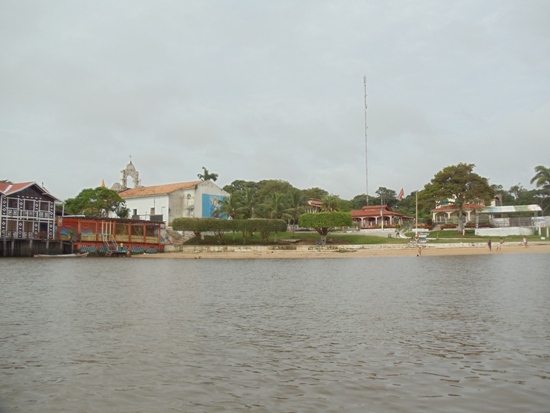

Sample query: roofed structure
[118,179,229,223]
[1,181,60,243]
[350,205,412,228]
[118,181,203,199]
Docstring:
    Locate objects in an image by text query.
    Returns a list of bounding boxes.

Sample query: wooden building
[59,216,165,255]
[1,181,61,257]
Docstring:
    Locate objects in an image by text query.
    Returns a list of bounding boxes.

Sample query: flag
[397,188,404,201]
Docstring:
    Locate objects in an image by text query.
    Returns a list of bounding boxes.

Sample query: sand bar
[135,243,550,259]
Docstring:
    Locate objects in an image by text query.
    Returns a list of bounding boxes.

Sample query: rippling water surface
[1,254,549,412]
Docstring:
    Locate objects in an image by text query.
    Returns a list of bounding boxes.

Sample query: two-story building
[1,181,60,256]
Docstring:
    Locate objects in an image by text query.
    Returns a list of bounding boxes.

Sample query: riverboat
[34,252,89,258]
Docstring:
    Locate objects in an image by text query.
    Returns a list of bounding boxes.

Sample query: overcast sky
[1,0,549,201]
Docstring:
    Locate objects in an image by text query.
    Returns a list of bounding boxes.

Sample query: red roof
[0,181,35,195]
[119,181,203,198]
[0,181,59,201]
[350,205,412,219]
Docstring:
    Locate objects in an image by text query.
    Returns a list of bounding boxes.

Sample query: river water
[1,254,549,413]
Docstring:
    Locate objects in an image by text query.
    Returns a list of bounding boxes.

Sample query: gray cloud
[1,0,549,201]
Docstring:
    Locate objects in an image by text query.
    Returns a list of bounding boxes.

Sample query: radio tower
[364,76,369,206]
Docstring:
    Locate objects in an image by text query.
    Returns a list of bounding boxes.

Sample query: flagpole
[415,191,418,241]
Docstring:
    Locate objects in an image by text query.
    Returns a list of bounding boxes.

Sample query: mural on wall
[202,194,227,218]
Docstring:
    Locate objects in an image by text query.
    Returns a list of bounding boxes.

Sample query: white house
[118,180,229,224]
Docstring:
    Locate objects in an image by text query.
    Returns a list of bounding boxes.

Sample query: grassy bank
[183,229,548,246]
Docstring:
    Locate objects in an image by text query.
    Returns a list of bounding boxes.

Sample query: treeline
[221,163,550,223]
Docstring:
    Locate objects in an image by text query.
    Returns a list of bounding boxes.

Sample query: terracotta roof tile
[0,181,59,201]
[350,205,412,219]
[0,181,34,195]
[119,181,203,198]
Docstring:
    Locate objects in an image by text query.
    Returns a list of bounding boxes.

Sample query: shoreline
[135,243,550,260]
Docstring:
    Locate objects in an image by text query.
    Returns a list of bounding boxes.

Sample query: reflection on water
[1,254,549,412]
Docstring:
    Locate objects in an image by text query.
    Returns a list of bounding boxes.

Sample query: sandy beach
[135,243,550,259]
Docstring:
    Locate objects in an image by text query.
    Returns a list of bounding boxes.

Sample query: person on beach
[523,237,528,247]
[487,239,492,251]
[497,238,504,251]
[417,245,422,257]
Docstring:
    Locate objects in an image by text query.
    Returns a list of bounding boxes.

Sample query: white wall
[120,181,229,223]
[123,195,169,222]
[475,227,534,236]
[194,181,229,218]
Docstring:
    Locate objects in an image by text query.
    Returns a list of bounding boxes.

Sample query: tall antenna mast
[364,76,369,206]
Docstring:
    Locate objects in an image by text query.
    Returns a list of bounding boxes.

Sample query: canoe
[34,252,89,258]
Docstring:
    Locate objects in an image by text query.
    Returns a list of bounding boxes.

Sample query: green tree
[116,206,130,219]
[298,212,353,244]
[255,180,293,205]
[265,192,289,219]
[64,187,127,217]
[285,188,305,235]
[237,188,257,219]
[374,187,398,208]
[301,187,329,201]
[420,163,494,233]
[508,184,539,206]
[197,166,218,182]
[264,192,290,241]
[350,194,368,210]
[530,165,550,190]
[223,180,258,195]
[530,164,550,213]
[321,194,340,212]
[215,194,239,219]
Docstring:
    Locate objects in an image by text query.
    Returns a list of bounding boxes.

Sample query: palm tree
[197,166,218,182]
[321,194,340,212]
[265,192,291,242]
[285,188,305,236]
[236,188,256,219]
[266,192,289,219]
[530,165,550,190]
[530,165,550,213]
[215,194,240,219]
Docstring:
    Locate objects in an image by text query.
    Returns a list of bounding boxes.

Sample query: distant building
[431,203,486,225]
[109,159,229,224]
[119,180,229,224]
[351,205,412,228]
[306,198,323,213]
[0,181,59,240]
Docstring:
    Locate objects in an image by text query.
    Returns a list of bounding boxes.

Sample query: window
[150,207,155,215]
[24,200,34,210]
[39,222,48,236]
[8,198,18,208]
[40,202,49,211]
[7,220,17,231]
[24,221,33,232]
[146,225,158,237]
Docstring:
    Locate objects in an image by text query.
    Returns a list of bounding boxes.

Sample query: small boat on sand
[33,252,89,258]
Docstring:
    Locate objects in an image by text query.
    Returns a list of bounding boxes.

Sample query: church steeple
[110,157,141,192]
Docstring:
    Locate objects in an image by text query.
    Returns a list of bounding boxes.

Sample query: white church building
[111,160,229,224]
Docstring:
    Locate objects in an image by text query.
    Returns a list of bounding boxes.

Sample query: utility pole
[364,76,369,206]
